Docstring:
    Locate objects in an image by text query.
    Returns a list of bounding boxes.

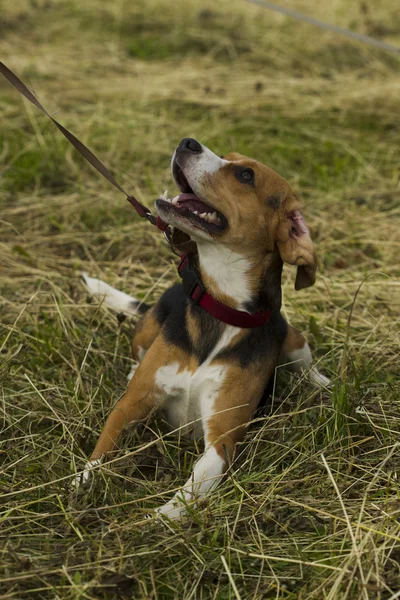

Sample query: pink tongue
[177,193,213,214]
[177,193,201,202]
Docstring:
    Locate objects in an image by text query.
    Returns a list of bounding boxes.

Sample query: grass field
[1,0,400,597]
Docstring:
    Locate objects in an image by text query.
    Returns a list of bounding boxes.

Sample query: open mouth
[155,163,227,234]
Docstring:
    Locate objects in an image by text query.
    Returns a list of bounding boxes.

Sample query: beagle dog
[76,138,330,519]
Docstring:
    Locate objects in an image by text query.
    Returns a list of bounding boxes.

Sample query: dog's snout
[177,138,202,154]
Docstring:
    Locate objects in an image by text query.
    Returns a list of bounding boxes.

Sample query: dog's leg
[71,335,167,489]
[154,443,228,520]
[155,366,263,520]
[128,307,162,383]
[282,325,331,388]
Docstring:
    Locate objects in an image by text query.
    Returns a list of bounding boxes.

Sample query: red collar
[178,253,272,329]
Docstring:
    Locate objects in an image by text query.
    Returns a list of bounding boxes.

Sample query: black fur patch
[216,312,288,368]
[154,284,194,355]
[267,195,281,209]
[154,284,224,363]
[189,304,223,364]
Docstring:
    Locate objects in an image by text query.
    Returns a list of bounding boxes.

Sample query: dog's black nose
[176,138,202,154]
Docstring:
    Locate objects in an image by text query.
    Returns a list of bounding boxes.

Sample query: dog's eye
[234,167,255,186]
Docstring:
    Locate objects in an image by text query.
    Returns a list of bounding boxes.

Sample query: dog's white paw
[309,367,332,389]
[70,458,102,491]
[154,496,189,521]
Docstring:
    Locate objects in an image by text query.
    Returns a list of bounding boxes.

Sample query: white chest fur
[154,326,240,438]
[197,243,252,310]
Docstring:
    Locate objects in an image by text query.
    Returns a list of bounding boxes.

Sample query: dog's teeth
[199,212,207,219]
[193,211,199,215]
[208,212,220,224]
[171,196,179,205]
[161,190,168,200]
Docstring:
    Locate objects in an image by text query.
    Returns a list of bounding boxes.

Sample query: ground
[0,0,399,598]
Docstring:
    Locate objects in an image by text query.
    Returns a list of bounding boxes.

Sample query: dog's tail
[81,273,150,316]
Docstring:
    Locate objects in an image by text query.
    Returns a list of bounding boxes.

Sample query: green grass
[1,0,400,598]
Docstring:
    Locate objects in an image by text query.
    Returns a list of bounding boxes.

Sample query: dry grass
[0,0,399,598]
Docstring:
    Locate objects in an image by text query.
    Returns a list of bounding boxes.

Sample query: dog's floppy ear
[170,227,198,255]
[276,207,317,290]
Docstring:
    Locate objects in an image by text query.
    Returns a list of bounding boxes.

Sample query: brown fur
[282,325,307,355]
[206,360,276,463]
[92,334,194,459]
[131,309,161,361]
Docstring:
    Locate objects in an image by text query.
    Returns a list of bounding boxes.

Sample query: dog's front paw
[309,367,332,389]
[69,458,103,491]
[154,496,189,521]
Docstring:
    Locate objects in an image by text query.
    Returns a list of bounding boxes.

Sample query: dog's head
[156,138,317,290]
